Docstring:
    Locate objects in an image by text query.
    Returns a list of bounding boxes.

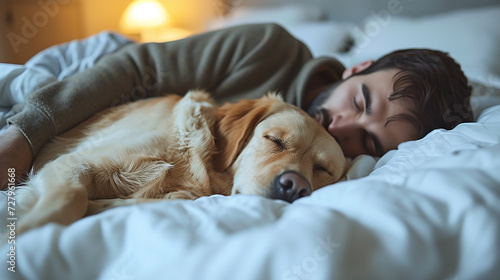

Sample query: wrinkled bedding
[1,30,500,280]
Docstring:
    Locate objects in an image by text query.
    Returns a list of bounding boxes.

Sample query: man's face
[309,68,419,158]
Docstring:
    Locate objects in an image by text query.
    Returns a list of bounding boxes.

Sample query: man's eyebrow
[369,132,384,157]
[362,83,372,115]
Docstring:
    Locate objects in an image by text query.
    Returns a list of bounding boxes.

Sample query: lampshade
[120,0,170,33]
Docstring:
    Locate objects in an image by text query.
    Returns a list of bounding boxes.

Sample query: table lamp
[120,0,170,42]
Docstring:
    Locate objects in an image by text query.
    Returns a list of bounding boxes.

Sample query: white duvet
[1,32,500,280]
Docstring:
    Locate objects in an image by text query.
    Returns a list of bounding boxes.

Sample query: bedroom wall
[0,0,9,63]
[1,0,83,64]
[0,0,222,64]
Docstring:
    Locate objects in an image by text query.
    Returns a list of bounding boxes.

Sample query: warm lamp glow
[120,0,170,33]
[120,0,193,42]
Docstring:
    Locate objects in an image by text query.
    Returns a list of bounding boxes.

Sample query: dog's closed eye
[313,164,332,176]
[264,135,287,152]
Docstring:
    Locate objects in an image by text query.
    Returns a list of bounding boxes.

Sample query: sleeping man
[0,23,473,188]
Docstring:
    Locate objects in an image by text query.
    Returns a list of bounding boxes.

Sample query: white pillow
[345,6,500,83]
[207,4,353,55]
[283,22,353,56]
[469,81,500,120]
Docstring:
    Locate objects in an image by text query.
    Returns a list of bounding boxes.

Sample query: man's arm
[6,23,312,155]
[0,126,32,189]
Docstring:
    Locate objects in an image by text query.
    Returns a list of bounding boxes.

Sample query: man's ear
[342,60,374,79]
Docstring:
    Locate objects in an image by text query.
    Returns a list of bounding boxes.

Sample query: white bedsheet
[1,107,499,280]
[0,109,500,279]
[1,32,500,280]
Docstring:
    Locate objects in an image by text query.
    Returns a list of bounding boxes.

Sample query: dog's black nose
[270,171,312,203]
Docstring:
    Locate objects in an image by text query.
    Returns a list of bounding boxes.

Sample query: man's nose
[328,114,362,141]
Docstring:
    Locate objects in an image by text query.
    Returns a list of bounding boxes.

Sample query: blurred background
[1,0,499,74]
[0,0,225,64]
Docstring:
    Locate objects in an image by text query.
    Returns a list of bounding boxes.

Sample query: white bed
[1,1,500,279]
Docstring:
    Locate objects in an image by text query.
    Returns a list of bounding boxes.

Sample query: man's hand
[0,125,33,190]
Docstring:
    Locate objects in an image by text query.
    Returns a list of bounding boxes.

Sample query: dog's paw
[184,90,212,103]
[174,90,217,132]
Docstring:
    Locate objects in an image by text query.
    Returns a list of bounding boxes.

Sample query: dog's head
[214,93,349,202]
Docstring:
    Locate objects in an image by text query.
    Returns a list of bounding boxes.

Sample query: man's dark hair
[356,49,473,138]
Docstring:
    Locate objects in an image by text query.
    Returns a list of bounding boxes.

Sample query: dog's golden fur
[13,91,348,236]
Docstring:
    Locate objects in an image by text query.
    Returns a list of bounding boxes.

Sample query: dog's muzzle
[269,171,312,203]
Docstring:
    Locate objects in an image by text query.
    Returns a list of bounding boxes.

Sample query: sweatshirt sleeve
[7,23,312,155]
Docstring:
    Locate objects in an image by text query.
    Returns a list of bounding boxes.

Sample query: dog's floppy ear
[213,97,274,172]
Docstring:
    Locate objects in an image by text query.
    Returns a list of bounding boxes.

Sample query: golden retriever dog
[13,90,348,236]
